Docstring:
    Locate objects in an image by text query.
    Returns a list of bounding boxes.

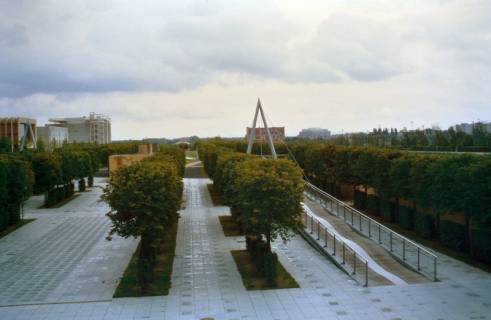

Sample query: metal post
[359,214,362,231]
[342,243,345,264]
[434,257,437,281]
[353,252,357,274]
[333,234,336,255]
[365,261,368,287]
[378,225,381,244]
[317,220,320,240]
[324,227,328,247]
[310,216,313,234]
[368,220,371,238]
[390,232,393,252]
[402,239,406,261]
[343,206,346,220]
[417,247,421,271]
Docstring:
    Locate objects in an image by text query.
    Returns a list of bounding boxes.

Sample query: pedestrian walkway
[0,165,490,319]
[0,178,138,306]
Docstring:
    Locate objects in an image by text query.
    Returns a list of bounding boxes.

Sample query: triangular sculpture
[246,98,277,159]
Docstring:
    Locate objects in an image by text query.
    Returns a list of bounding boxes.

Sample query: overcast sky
[0,0,490,139]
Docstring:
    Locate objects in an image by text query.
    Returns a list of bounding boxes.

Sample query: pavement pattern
[0,168,490,319]
[0,178,139,307]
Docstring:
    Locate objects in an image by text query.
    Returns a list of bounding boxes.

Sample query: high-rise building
[298,128,331,139]
[0,117,37,151]
[48,113,111,144]
[246,127,285,142]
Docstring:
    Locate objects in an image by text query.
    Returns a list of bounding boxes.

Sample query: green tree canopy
[235,158,304,250]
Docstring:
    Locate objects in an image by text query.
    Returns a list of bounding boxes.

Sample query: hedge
[398,205,414,230]
[470,226,491,263]
[366,194,380,216]
[0,156,33,232]
[414,212,434,237]
[440,220,466,252]
[198,138,491,263]
[380,199,396,222]
[353,190,366,210]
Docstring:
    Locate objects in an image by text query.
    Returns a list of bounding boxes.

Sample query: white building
[298,128,331,139]
[48,113,111,144]
[37,125,69,148]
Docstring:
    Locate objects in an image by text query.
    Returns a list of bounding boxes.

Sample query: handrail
[304,181,438,281]
[301,209,369,287]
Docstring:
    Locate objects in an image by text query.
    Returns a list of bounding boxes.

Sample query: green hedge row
[471,227,491,263]
[198,138,491,263]
[0,156,33,232]
[440,220,466,252]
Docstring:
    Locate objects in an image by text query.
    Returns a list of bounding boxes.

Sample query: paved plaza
[0,171,490,319]
[0,178,139,306]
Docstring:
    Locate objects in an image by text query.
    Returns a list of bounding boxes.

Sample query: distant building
[454,122,491,134]
[454,123,474,134]
[298,128,331,139]
[0,117,37,151]
[246,127,285,142]
[37,125,69,149]
[48,113,111,144]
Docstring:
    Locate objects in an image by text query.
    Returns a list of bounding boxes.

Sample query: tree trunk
[464,214,471,252]
[395,197,400,223]
[138,235,152,294]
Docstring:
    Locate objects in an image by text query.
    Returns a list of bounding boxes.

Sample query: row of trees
[289,143,491,263]
[0,155,33,232]
[198,139,491,263]
[199,141,304,284]
[26,150,96,206]
[24,142,142,206]
[0,138,143,216]
[314,124,491,151]
[103,147,185,292]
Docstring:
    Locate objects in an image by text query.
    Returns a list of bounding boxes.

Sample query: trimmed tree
[234,158,304,284]
[102,160,182,292]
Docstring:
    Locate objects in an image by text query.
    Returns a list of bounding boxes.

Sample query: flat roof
[0,117,37,123]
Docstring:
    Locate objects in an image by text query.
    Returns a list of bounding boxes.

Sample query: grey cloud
[0,0,490,98]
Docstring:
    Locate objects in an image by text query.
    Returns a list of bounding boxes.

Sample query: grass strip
[39,194,80,209]
[231,249,299,290]
[113,221,178,297]
[0,219,36,240]
[218,215,245,237]
[207,183,224,206]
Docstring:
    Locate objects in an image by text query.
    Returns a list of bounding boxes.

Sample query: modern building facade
[298,128,331,139]
[246,127,285,142]
[37,125,69,149]
[0,117,37,151]
[48,113,111,144]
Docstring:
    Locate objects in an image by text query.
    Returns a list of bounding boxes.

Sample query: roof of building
[0,117,37,123]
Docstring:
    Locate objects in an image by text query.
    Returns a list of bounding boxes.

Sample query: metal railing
[304,182,438,281]
[302,209,369,286]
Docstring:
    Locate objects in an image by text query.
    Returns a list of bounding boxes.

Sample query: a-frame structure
[19,119,37,151]
[246,98,277,159]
